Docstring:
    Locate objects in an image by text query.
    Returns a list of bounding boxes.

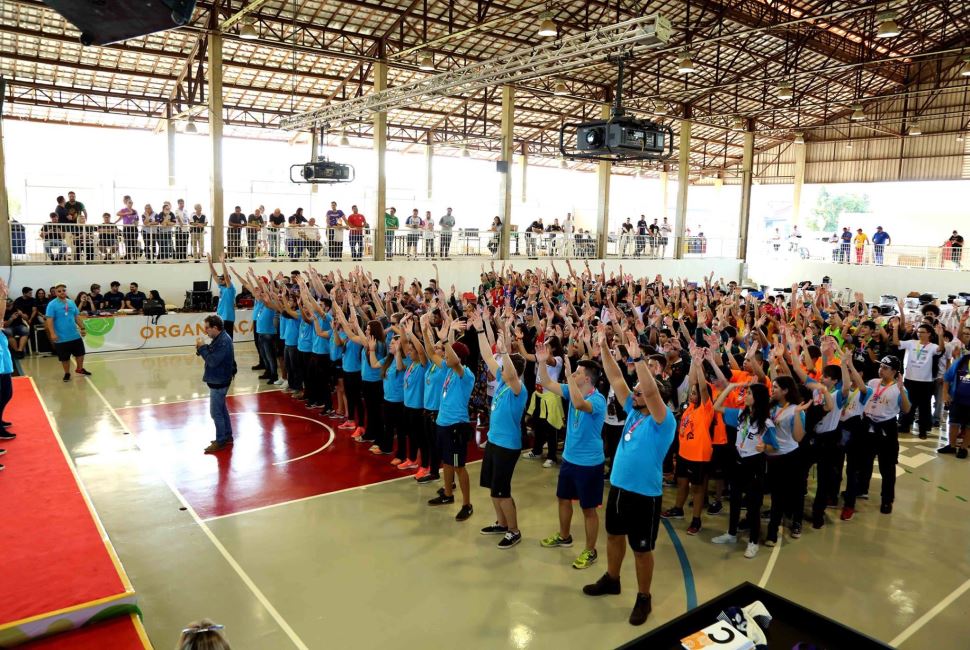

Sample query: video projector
[289,160,356,184]
[561,115,673,163]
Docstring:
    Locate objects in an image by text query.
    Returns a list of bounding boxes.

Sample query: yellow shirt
[854,233,869,249]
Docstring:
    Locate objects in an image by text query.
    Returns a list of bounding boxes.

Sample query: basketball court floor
[20,344,970,649]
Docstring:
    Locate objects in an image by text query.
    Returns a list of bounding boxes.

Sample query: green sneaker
[539,532,574,548]
[572,548,598,570]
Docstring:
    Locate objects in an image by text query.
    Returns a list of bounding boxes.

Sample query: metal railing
[758,238,968,270]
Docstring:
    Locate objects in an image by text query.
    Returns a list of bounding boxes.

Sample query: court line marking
[115,387,282,410]
[890,577,970,647]
[231,412,336,466]
[83,378,309,650]
[203,459,485,523]
[661,519,697,610]
[758,536,782,588]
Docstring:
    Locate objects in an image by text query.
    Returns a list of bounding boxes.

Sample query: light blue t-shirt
[217,282,236,322]
[343,337,363,372]
[297,319,314,353]
[255,301,276,335]
[0,335,13,374]
[403,358,426,409]
[561,383,607,466]
[488,374,528,450]
[383,356,405,403]
[45,299,81,343]
[609,396,676,497]
[361,343,385,382]
[436,365,475,426]
[311,314,330,355]
[282,316,299,347]
[330,330,346,364]
[424,359,446,411]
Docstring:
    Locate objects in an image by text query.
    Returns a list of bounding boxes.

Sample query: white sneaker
[273,378,284,386]
[279,380,289,390]
[744,542,759,559]
[522,451,541,460]
[711,533,738,545]
[542,459,555,468]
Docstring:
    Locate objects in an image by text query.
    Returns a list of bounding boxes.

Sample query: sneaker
[840,507,854,521]
[686,518,702,536]
[371,448,392,455]
[858,493,869,501]
[790,522,802,539]
[279,380,290,390]
[572,548,597,569]
[812,513,825,530]
[63,373,71,382]
[428,494,455,506]
[413,467,430,480]
[273,378,285,386]
[660,507,684,520]
[352,427,366,439]
[390,458,403,466]
[582,572,621,596]
[257,373,271,380]
[540,532,574,548]
[324,409,336,416]
[764,537,777,548]
[204,442,230,454]
[398,460,419,470]
[415,473,436,484]
[436,484,456,496]
[918,433,928,440]
[455,504,474,521]
[75,368,92,376]
[629,593,652,626]
[266,377,278,385]
[958,448,969,459]
[498,530,522,549]
[481,523,508,535]
[542,459,556,468]
[0,431,15,441]
[707,500,724,516]
[938,445,957,454]
[880,502,893,514]
[338,421,357,430]
[744,542,759,559]
[251,364,265,371]
[711,533,738,544]
[522,451,542,460]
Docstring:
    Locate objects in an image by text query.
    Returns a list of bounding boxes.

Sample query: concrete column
[498,85,514,260]
[425,141,433,200]
[660,164,669,221]
[519,144,527,204]
[0,116,10,266]
[738,127,755,261]
[208,29,225,257]
[595,103,611,259]
[674,115,691,259]
[373,60,388,261]
[166,118,177,187]
[792,141,806,226]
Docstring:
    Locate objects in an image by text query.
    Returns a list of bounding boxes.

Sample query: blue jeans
[209,385,233,445]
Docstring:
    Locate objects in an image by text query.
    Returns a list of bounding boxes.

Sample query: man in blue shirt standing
[197,315,236,454]
[207,254,236,338]
[583,327,675,626]
[45,284,90,382]
[537,344,607,571]
[871,226,891,265]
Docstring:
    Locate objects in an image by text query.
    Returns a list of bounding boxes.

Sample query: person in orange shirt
[661,347,713,535]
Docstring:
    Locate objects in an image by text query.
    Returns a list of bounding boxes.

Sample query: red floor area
[119,390,484,519]
[21,615,148,650]
[1,377,131,627]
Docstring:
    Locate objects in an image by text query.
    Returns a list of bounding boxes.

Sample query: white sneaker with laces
[711,533,738,545]
[542,459,555,468]
[744,542,759,559]
[279,380,289,390]
[522,451,541,460]
[273,378,284,386]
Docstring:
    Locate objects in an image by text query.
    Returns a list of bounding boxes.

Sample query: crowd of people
[768,225,965,268]
[180,257,970,627]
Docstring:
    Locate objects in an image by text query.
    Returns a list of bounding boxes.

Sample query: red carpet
[0,377,140,647]
[120,390,484,519]
[20,615,149,650]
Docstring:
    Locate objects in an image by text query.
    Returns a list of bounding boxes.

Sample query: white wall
[1,258,743,303]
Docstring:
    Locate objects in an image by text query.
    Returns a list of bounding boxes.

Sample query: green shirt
[385,213,399,229]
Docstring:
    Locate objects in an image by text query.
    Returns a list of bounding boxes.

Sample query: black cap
[879,355,902,372]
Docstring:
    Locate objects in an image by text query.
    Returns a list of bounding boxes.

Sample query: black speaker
[496,160,509,173]
[42,0,197,46]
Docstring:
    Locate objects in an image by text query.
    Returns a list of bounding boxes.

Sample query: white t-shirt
[537,356,563,389]
[862,379,906,423]
[899,339,939,382]
[840,388,864,421]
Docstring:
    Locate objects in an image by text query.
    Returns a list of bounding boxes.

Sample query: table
[79,310,254,353]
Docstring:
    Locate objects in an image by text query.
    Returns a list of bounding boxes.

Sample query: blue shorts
[556,459,605,509]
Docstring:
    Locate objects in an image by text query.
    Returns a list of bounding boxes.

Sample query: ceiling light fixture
[908,121,922,136]
[418,54,435,71]
[876,10,900,38]
[793,131,805,145]
[239,17,259,40]
[553,81,568,96]
[850,103,866,121]
[537,11,557,37]
[184,119,198,134]
[775,80,794,100]
[653,101,667,116]
[338,130,350,146]
[960,56,970,77]
[676,51,695,74]
[731,116,746,132]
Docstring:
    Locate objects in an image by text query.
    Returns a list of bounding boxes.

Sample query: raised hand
[535,342,550,364]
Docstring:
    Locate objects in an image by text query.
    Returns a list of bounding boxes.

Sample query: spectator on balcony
[546,218,563,256]
[854,228,869,265]
[63,206,80,261]
[54,195,69,223]
[405,209,423,260]
[439,207,456,259]
[114,195,141,261]
[98,213,120,262]
[326,202,347,262]
[247,207,264,260]
[190,204,207,260]
[227,206,246,260]
[304,218,323,261]
[384,207,398,259]
[142,204,159,262]
[347,205,368,261]
[635,215,648,258]
[287,208,307,260]
[488,215,502,256]
[158,202,176,261]
[949,230,964,269]
[648,218,661,258]
[41,213,66,262]
[65,191,87,221]
[423,211,435,259]
[74,214,96,262]
[660,216,673,258]
[267,208,284,258]
[619,217,634,257]
[871,226,891,265]
[527,217,543,258]
[838,226,852,264]
[175,198,190,261]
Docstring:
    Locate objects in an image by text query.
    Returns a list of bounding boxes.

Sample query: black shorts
[949,403,970,427]
[605,487,662,552]
[437,422,471,468]
[675,455,708,486]
[480,442,519,498]
[709,444,733,480]
[54,338,86,362]
[274,336,285,356]
[556,459,605,509]
[332,361,344,379]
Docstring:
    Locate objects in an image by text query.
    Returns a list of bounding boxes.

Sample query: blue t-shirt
[561,384,607,466]
[361,343,385,382]
[436,365,475,426]
[255,301,276,335]
[282,316,299,346]
[330,330,345,364]
[343,338,363,372]
[424,360,447,411]
[872,231,890,245]
[45,299,81,343]
[0,335,13,374]
[217,282,236,322]
[297,319,314,352]
[402,358,426,409]
[312,314,330,355]
[383,357,405,402]
[609,396,676,497]
[488,374,528,450]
